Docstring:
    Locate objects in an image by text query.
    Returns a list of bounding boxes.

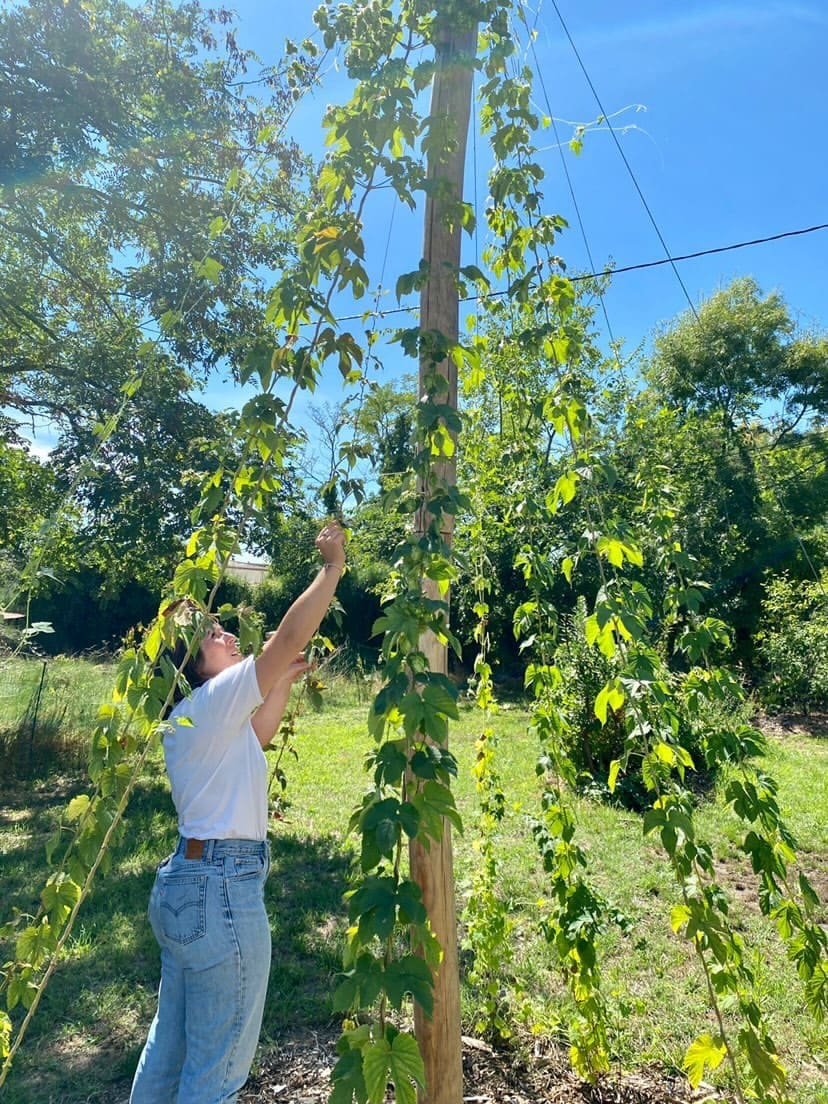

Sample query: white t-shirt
[164,656,267,841]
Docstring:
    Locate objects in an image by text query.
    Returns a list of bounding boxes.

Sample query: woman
[130,523,346,1104]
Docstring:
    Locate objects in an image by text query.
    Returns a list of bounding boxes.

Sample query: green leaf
[333,953,384,1012]
[372,741,409,787]
[208,215,228,239]
[144,620,163,662]
[670,904,692,934]
[738,1026,787,1089]
[363,1030,425,1104]
[683,1033,726,1089]
[7,971,38,1012]
[413,781,463,843]
[362,1037,391,1104]
[41,874,81,926]
[65,794,90,822]
[383,955,434,1016]
[349,876,407,942]
[804,962,828,1016]
[422,678,459,721]
[16,918,54,968]
[548,472,577,512]
[329,1047,367,1104]
[158,309,181,334]
[594,680,624,724]
[193,256,224,284]
[607,759,620,793]
[0,1010,11,1059]
[799,871,822,909]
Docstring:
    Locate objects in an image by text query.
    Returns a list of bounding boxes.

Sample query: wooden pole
[411,17,477,1104]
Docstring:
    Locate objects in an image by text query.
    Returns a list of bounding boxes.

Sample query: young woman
[130,523,346,1104]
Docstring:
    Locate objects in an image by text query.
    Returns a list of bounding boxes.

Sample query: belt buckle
[185,838,205,860]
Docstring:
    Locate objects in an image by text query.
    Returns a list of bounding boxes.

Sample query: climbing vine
[458,379,515,1045]
[460,6,828,1098]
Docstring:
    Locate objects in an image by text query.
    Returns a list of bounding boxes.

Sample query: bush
[550,598,628,784]
[756,574,828,712]
[0,656,115,778]
[550,599,745,808]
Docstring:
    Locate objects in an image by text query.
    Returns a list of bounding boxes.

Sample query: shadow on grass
[0,775,350,1104]
[263,832,351,1039]
[762,709,828,741]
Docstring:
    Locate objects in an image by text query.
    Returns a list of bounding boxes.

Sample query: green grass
[1,661,827,1102]
[0,655,115,778]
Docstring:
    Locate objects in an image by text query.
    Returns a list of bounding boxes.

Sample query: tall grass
[0,655,115,779]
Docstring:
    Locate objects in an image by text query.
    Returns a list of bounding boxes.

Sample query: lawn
[0,658,826,1103]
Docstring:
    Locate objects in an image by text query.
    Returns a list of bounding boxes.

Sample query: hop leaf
[0,1010,12,1056]
[362,1029,425,1104]
[683,1033,726,1088]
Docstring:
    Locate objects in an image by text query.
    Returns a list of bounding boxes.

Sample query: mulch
[240,1031,728,1103]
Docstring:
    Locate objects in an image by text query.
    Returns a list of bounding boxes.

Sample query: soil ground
[238,1031,727,1104]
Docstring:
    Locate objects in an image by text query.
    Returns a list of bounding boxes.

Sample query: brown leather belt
[184,838,205,860]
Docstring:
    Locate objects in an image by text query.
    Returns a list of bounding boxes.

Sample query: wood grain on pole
[411,18,477,1104]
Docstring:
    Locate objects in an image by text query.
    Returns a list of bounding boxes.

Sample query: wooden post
[411,16,477,1104]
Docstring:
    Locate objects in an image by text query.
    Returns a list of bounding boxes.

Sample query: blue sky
[194,0,827,419]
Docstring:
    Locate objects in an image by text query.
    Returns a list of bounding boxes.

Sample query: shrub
[756,574,828,713]
[550,599,746,808]
[28,569,157,654]
[552,598,625,780]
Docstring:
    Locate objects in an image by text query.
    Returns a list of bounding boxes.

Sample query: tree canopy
[0,0,311,440]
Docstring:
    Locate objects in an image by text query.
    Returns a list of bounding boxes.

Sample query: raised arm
[254,523,346,698]
[252,655,310,748]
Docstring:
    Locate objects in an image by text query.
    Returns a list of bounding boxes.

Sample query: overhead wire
[541,0,826,593]
[518,1,627,381]
[327,220,828,324]
[547,0,701,323]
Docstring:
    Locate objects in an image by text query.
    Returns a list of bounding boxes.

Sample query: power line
[518,2,626,375]
[539,4,827,594]
[581,222,828,281]
[330,220,828,324]
[547,0,701,321]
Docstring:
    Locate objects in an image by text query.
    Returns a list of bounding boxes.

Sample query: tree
[0,0,316,632]
[620,278,828,659]
[0,0,312,439]
[355,376,418,484]
[47,351,236,593]
[648,276,828,436]
[0,440,60,559]
[454,293,612,667]
[612,396,769,651]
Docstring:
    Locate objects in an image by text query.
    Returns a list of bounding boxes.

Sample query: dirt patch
[240,1031,725,1104]
[713,851,828,926]
[0,773,86,817]
[760,711,828,742]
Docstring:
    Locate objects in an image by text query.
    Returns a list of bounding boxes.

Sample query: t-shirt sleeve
[190,655,263,734]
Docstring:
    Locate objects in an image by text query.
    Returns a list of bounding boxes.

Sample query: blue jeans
[130,837,272,1104]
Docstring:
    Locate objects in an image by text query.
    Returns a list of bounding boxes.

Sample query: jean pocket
[228,854,267,880]
[158,875,207,944]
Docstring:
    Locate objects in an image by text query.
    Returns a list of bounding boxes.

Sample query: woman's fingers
[279,657,312,685]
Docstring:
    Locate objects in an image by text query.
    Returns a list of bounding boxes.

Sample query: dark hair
[170,636,209,704]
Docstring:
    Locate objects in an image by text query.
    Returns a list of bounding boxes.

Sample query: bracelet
[321,561,345,574]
